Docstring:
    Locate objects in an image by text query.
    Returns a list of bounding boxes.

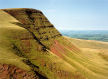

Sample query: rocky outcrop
[0,64,39,79]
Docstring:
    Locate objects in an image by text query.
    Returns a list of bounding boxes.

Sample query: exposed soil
[0,64,39,79]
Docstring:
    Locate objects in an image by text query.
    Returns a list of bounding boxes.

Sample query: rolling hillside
[0,8,108,79]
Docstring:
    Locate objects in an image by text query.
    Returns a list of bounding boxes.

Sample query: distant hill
[0,8,108,79]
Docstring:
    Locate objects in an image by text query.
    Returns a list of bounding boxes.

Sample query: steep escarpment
[0,8,83,79]
[0,9,48,79]
[0,8,108,79]
[3,8,62,49]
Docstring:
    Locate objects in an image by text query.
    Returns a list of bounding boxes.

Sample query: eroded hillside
[0,8,108,79]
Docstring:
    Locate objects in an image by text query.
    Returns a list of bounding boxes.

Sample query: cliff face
[3,8,62,49]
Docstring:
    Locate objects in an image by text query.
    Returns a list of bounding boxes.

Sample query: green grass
[0,8,108,79]
[0,10,31,70]
[0,9,76,79]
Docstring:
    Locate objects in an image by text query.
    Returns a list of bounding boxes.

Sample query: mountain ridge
[0,8,108,79]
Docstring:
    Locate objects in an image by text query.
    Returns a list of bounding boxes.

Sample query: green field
[60,30,108,42]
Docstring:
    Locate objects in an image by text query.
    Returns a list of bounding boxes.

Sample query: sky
[0,0,108,30]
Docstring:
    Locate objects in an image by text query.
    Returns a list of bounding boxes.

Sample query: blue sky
[0,0,108,30]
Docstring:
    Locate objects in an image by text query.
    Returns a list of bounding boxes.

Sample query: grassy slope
[2,8,82,79]
[0,8,108,79]
[0,9,31,70]
[63,36,108,79]
[0,9,79,79]
[65,36,108,49]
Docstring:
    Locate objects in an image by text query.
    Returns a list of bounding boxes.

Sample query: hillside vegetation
[0,8,108,79]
